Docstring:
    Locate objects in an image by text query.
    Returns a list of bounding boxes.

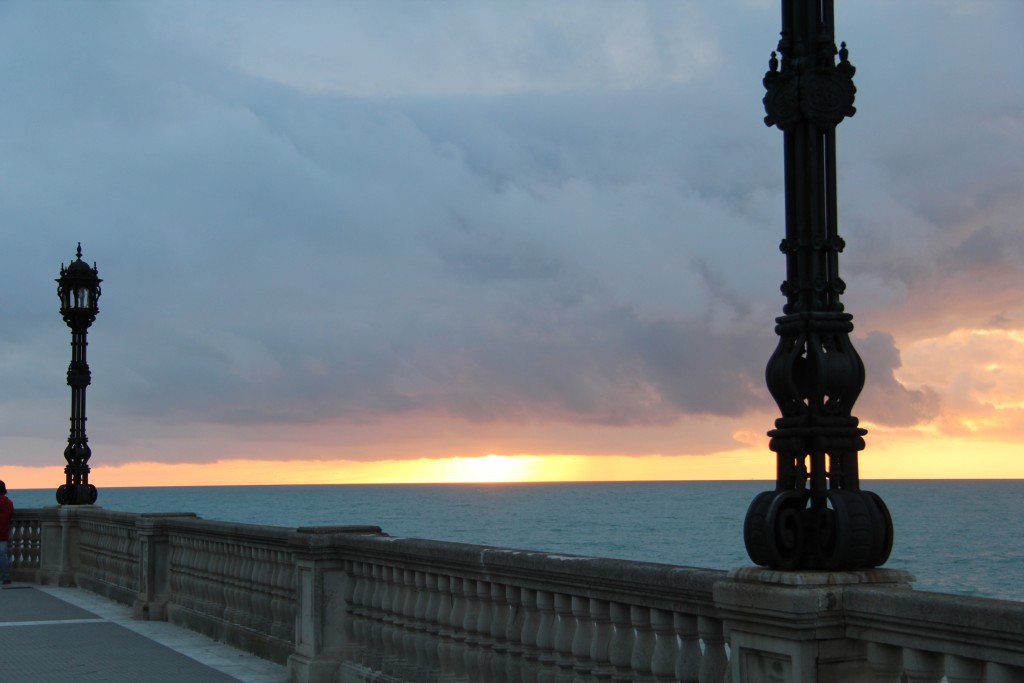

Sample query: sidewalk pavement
[0,582,288,683]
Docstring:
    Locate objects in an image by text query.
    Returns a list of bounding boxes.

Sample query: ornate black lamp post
[743,1,893,570]
[56,243,102,505]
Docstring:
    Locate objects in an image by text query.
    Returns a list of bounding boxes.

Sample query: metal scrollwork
[744,2,893,571]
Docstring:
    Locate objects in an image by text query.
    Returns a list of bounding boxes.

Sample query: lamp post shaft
[742,0,893,570]
[56,243,100,506]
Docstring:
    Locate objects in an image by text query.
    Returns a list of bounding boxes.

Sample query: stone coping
[728,566,915,587]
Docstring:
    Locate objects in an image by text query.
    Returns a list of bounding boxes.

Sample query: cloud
[0,1,1020,470]
[168,1,724,97]
[896,329,1024,439]
[856,332,941,428]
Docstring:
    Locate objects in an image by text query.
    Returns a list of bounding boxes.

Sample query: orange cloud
[896,327,1024,439]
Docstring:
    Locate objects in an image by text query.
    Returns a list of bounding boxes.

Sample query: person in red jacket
[0,480,13,585]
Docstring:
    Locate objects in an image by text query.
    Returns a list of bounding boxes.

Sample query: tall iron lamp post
[742,1,893,570]
[56,243,102,505]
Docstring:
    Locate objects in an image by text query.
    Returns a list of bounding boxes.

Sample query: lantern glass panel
[75,286,91,309]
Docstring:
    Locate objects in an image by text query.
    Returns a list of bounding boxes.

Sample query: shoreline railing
[9,506,1024,682]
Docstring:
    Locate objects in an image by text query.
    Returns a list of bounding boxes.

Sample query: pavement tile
[0,585,289,683]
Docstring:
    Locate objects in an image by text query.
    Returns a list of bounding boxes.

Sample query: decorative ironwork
[743,1,893,570]
[55,243,102,505]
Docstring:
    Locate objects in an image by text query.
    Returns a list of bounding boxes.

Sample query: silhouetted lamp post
[56,243,102,505]
[743,1,893,570]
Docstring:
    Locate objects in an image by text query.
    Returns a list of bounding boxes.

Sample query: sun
[427,454,543,483]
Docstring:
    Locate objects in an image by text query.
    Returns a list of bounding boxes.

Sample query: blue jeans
[0,540,9,582]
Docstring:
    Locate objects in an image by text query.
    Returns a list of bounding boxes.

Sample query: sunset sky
[0,1,1022,488]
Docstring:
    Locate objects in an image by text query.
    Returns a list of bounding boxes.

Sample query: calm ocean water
[12,480,1023,602]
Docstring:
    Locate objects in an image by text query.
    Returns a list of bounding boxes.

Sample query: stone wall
[10,507,1024,682]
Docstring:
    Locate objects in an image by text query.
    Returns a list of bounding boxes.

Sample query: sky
[0,1,1022,488]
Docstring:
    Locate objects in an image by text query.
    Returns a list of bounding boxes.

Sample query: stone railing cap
[295,525,384,535]
[728,566,916,587]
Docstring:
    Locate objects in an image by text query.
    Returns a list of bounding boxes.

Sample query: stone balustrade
[288,531,728,682]
[9,507,1024,683]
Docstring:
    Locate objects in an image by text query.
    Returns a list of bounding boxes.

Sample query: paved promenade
[0,583,288,683]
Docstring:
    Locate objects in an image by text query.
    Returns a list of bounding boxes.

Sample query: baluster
[8,520,19,566]
[414,572,441,676]
[231,544,246,630]
[348,565,372,663]
[588,598,613,680]
[219,540,234,622]
[504,584,525,656]
[437,575,455,639]
[176,536,191,612]
[241,545,257,630]
[246,547,263,633]
[412,570,428,630]
[608,601,635,682]
[368,565,387,653]
[463,578,481,644]
[490,581,509,650]
[380,567,400,657]
[476,580,495,647]
[265,547,280,635]
[630,605,655,681]
[184,536,201,618]
[388,565,404,623]
[381,564,397,620]
[267,549,285,639]
[570,595,595,677]
[387,567,408,670]
[450,577,468,642]
[26,521,41,567]
[535,590,557,666]
[187,538,201,614]
[985,662,1024,683]
[339,560,360,654]
[552,593,576,670]
[194,537,212,617]
[398,568,415,627]
[697,616,727,683]
[461,578,486,682]
[345,561,368,664]
[520,588,541,661]
[33,520,42,566]
[399,569,419,659]
[368,563,384,619]
[648,608,678,682]
[275,551,296,642]
[8,520,20,567]
[489,645,511,683]
[421,572,440,634]
[435,575,458,675]
[32,521,42,567]
[242,544,258,631]
[945,655,983,683]
[445,578,469,680]
[349,562,368,621]
[903,648,944,683]
[203,539,222,619]
[674,612,700,683]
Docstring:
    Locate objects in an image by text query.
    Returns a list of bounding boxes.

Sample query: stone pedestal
[36,505,78,586]
[288,526,383,683]
[714,567,914,683]
[133,513,198,620]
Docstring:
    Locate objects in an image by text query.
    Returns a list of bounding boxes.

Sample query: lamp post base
[743,488,893,570]
[56,483,97,506]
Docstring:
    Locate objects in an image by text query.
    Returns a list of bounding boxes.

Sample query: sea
[12,480,1023,603]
